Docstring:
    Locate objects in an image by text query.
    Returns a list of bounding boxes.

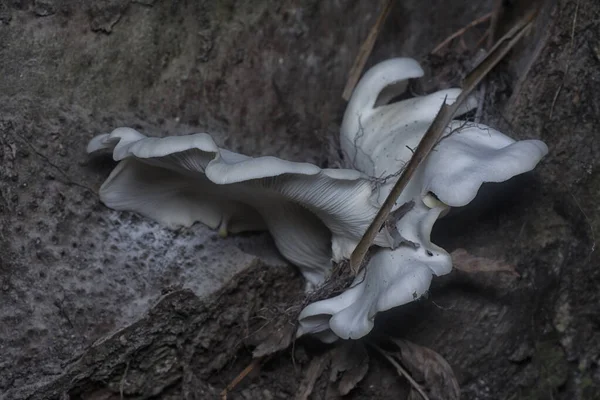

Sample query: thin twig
[120,361,130,400]
[431,12,493,54]
[220,358,263,399]
[11,130,98,196]
[349,8,539,274]
[475,30,491,49]
[474,82,487,123]
[342,0,395,100]
[568,190,596,261]
[369,344,430,400]
[549,0,579,119]
[54,298,75,329]
[488,0,504,48]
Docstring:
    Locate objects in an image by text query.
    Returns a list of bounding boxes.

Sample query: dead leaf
[369,343,430,400]
[451,248,519,276]
[391,339,460,400]
[295,352,331,400]
[329,341,370,396]
[251,320,296,358]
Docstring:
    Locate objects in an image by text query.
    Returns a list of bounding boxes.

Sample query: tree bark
[1,0,597,399]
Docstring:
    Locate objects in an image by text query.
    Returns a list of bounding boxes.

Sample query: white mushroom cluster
[88,58,548,342]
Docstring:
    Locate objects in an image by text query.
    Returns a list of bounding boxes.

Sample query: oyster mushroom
[88,128,392,289]
[88,57,548,340]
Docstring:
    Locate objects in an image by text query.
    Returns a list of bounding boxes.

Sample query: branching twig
[349,8,539,274]
[54,298,75,329]
[12,131,98,196]
[342,0,395,101]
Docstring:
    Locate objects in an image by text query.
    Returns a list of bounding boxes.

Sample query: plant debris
[220,358,264,400]
[451,248,519,276]
[329,341,370,396]
[370,343,431,400]
[431,12,493,54]
[378,339,460,400]
[250,316,298,358]
[295,352,331,400]
[342,0,395,100]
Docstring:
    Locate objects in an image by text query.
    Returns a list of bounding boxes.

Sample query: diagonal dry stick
[431,11,493,54]
[349,8,539,274]
[220,357,264,399]
[342,0,395,101]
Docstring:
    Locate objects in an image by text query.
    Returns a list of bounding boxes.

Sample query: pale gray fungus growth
[89,58,548,341]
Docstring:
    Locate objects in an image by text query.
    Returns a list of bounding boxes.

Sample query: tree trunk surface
[0,0,598,399]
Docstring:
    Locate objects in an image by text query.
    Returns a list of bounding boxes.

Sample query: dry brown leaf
[295,352,331,400]
[391,339,460,400]
[451,248,519,276]
[250,316,296,358]
[329,341,370,396]
[370,343,430,400]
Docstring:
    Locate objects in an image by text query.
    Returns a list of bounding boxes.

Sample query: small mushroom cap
[298,201,450,340]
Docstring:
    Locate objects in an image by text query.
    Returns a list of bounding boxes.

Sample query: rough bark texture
[0,0,598,399]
